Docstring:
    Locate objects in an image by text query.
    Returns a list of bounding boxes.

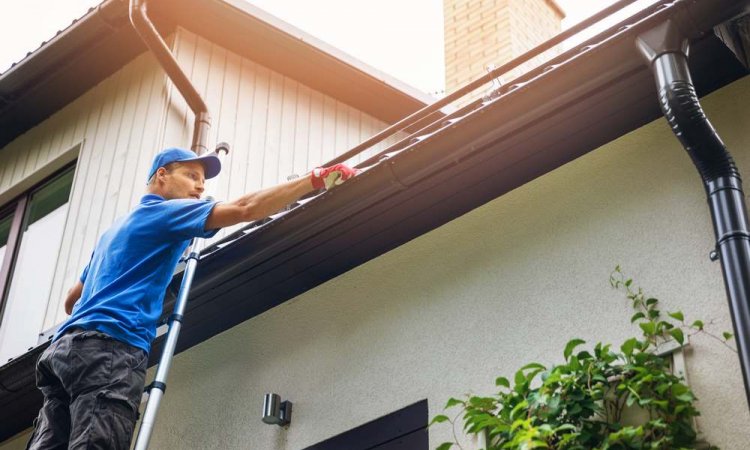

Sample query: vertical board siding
[0,26,401,336]
[0,51,173,331]
[168,29,395,240]
[160,30,192,151]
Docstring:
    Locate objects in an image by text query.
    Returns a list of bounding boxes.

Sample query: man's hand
[311,164,359,190]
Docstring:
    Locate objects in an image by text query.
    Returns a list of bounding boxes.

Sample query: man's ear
[155,166,168,181]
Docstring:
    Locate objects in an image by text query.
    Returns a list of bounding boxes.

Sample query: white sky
[0,0,654,94]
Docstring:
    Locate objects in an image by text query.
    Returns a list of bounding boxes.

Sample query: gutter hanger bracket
[383,159,410,191]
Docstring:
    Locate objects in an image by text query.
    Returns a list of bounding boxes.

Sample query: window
[0,164,76,363]
[0,212,13,278]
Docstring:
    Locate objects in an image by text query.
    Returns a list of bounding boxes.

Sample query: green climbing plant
[433,267,735,450]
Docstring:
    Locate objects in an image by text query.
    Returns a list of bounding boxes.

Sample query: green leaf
[564,339,586,361]
[692,320,704,330]
[669,328,685,345]
[630,312,645,323]
[520,362,546,372]
[621,337,638,357]
[436,443,454,450]
[668,311,684,322]
[515,369,526,387]
[626,386,641,406]
[429,415,450,426]
[445,397,463,409]
[671,383,688,395]
[639,322,656,336]
[724,332,734,341]
[468,396,493,408]
[495,376,510,388]
[646,298,658,306]
[510,400,529,420]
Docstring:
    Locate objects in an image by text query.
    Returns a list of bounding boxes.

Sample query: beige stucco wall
[129,74,749,449]
[0,430,31,450]
[0,433,28,450]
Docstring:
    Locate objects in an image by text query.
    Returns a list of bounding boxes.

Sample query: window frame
[0,162,77,330]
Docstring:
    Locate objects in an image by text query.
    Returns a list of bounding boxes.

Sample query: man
[27,147,357,449]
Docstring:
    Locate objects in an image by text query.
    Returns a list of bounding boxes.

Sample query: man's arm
[205,164,356,230]
[64,281,83,315]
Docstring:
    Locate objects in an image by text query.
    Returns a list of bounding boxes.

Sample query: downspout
[637,19,750,410]
[129,0,211,154]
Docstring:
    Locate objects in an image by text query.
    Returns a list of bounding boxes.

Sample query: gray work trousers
[26,328,147,450]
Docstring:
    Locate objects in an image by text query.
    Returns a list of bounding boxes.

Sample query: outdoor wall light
[262,393,292,426]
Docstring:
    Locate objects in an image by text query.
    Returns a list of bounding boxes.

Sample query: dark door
[303,400,428,450]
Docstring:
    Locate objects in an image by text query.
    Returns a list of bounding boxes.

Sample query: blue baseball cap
[147,147,221,182]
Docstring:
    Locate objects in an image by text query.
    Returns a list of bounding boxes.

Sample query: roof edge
[219,0,435,105]
[0,0,127,86]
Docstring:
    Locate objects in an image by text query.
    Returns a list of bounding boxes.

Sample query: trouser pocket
[85,390,138,450]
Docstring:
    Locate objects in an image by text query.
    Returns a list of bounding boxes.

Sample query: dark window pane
[25,167,74,229]
[0,211,12,249]
[0,163,76,361]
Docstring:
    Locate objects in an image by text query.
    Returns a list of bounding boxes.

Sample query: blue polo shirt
[55,194,219,353]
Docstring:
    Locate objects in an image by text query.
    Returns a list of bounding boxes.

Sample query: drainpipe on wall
[129,0,211,154]
[637,19,750,410]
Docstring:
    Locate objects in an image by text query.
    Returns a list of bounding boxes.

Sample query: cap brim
[178,153,222,179]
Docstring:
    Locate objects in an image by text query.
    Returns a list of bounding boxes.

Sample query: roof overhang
[0,0,431,148]
[2,0,749,442]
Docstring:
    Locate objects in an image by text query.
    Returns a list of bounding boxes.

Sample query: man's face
[159,161,206,200]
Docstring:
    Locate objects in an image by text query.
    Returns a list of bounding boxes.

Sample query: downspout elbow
[129,0,211,154]
[637,20,737,187]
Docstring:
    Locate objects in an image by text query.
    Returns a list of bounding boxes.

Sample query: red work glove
[311,164,359,190]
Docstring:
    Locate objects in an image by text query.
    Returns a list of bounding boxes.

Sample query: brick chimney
[444,0,565,96]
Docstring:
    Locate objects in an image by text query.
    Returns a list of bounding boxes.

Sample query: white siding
[162,28,397,240]
[0,51,174,337]
[0,27,397,341]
